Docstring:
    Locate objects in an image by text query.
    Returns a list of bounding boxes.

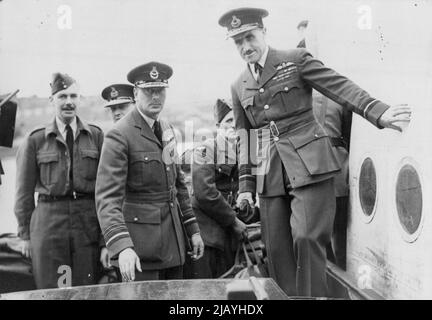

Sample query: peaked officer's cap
[101,84,135,108]
[50,72,76,95]
[127,62,173,89]
[214,99,232,124]
[218,7,268,38]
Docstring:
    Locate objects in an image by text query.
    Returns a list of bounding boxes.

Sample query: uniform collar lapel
[258,47,278,86]
[132,107,162,148]
[242,67,259,90]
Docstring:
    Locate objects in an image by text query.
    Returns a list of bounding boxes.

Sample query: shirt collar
[248,45,270,70]
[55,116,77,135]
[136,105,157,129]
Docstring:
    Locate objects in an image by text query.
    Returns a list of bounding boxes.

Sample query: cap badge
[231,15,241,28]
[110,87,119,99]
[150,66,159,80]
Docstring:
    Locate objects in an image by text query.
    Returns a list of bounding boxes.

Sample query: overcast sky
[1,0,430,103]
[0,0,309,99]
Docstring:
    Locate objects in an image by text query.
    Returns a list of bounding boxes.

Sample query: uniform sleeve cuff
[239,179,256,194]
[107,236,134,259]
[366,101,390,129]
[186,222,200,238]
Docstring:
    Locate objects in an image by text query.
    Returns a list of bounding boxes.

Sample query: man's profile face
[134,87,166,119]
[109,103,133,123]
[50,83,80,124]
[217,112,236,140]
[232,28,267,64]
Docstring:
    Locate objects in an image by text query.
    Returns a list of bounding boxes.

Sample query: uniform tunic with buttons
[14,116,104,289]
[231,47,389,297]
[96,107,200,271]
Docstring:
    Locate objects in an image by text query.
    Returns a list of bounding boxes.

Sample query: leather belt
[38,192,94,202]
[256,110,316,139]
[125,188,177,203]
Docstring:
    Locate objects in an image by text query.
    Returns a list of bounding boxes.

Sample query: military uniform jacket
[231,47,389,196]
[95,107,200,270]
[14,116,104,240]
[191,135,238,251]
[313,94,352,197]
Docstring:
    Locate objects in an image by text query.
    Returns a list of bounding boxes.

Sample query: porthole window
[396,164,422,236]
[359,157,377,218]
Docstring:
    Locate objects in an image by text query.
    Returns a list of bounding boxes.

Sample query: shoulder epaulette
[89,124,103,132]
[29,126,45,136]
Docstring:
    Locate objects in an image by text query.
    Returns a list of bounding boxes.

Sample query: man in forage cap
[14,72,105,288]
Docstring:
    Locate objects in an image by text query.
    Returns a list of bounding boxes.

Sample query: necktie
[66,124,74,191]
[153,120,162,144]
[254,62,263,80]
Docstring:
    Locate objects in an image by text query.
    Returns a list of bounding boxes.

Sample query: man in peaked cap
[183,99,247,279]
[219,7,412,296]
[101,84,135,123]
[96,62,204,282]
[14,73,105,289]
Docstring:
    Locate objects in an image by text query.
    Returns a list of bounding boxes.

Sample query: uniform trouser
[260,178,336,297]
[116,265,183,281]
[184,245,236,279]
[30,199,101,289]
[326,196,348,270]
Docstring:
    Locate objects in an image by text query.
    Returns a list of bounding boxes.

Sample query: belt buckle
[269,121,280,137]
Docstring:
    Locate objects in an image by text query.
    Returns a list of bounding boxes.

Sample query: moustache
[62,104,76,111]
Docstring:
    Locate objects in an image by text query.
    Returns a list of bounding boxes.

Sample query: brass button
[166,167,170,171]
[133,217,138,222]
[314,133,319,138]
[284,87,289,91]
[259,88,264,93]
[264,105,269,110]
[170,203,174,208]
[274,137,280,142]
[144,156,149,161]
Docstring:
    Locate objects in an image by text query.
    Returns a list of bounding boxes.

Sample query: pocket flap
[240,96,254,109]
[81,149,99,159]
[37,152,59,163]
[123,202,161,224]
[130,151,161,164]
[288,123,328,149]
[269,81,302,98]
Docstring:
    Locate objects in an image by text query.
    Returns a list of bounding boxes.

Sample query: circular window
[359,157,377,218]
[396,164,422,236]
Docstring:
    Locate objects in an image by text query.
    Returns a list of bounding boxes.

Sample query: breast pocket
[37,152,60,185]
[288,122,340,176]
[122,201,163,262]
[128,151,164,189]
[79,149,99,180]
[268,81,304,113]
